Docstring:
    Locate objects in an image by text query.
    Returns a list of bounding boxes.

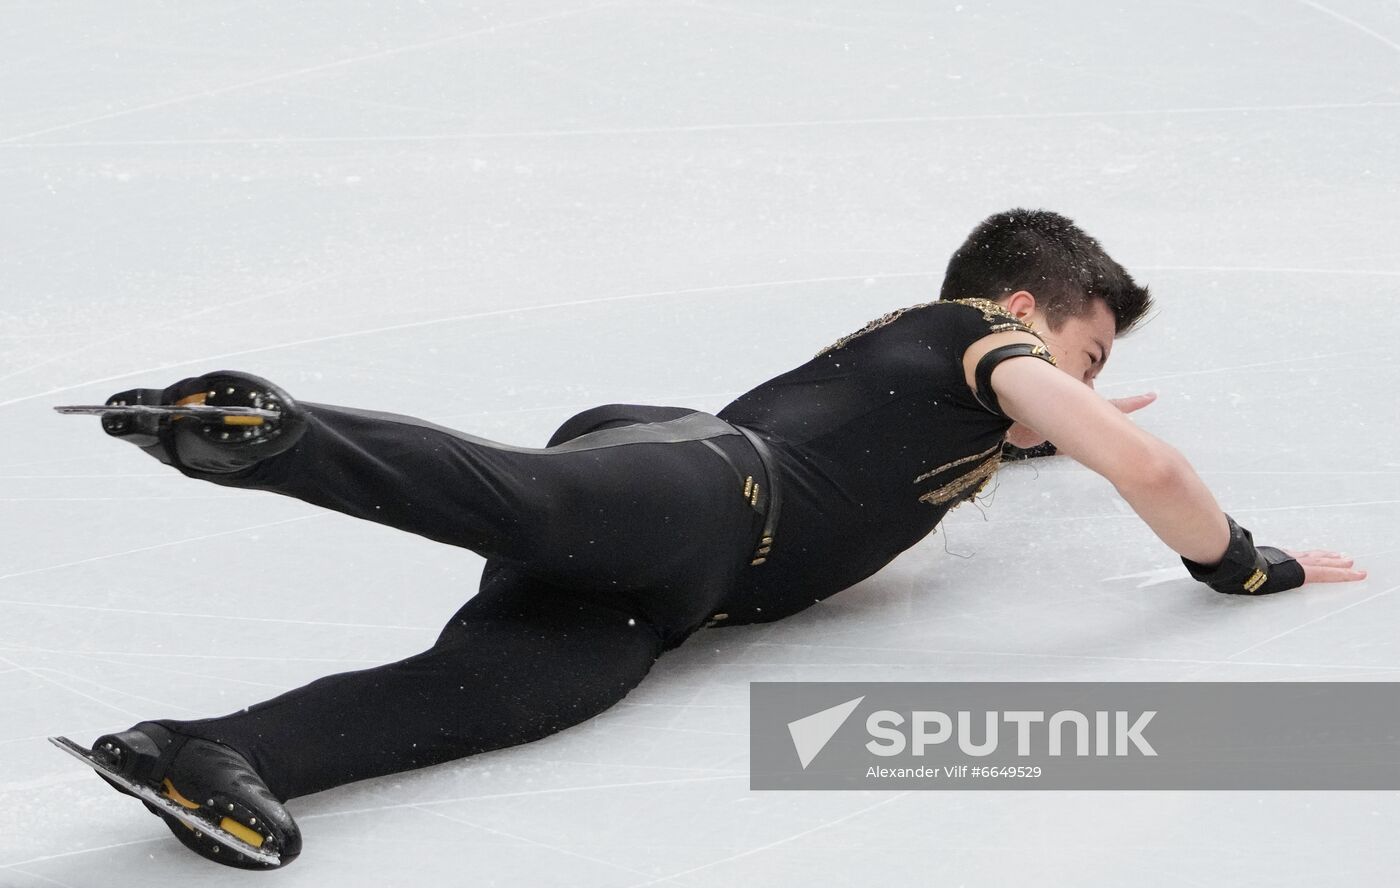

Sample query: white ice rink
[2,1,1399,885]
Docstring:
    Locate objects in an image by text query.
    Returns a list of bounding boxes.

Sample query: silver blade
[54,404,281,419]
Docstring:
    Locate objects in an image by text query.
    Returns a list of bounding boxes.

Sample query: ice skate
[57,370,308,473]
[52,723,301,869]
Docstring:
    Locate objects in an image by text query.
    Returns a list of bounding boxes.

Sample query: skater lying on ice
[55,208,1366,868]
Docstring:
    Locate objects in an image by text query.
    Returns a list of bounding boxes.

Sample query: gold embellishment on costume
[1030,343,1058,366]
[750,534,774,566]
[750,482,760,507]
[814,297,1043,358]
[912,442,1000,485]
[917,453,1001,507]
[743,476,753,499]
[954,298,1043,344]
[1243,569,1267,593]
[913,442,1003,507]
[954,297,1027,325]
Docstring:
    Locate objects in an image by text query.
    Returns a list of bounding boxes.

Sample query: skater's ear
[1000,290,1038,324]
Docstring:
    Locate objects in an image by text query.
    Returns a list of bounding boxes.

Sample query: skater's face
[1001,290,1116,389]
[1001,291,1117,450]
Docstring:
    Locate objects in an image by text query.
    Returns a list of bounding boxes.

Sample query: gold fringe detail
[917,451,1002,507]
[912,442,1001,485]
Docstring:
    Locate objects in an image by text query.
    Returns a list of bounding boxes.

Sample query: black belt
[689,417,781,567]
[731,425,781,566]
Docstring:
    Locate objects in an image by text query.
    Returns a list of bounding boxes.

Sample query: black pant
[159,402,769,801]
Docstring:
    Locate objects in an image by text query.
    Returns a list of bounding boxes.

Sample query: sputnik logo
[786,696,864,769]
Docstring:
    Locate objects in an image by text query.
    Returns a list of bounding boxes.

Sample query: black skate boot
[101,370,307,473]
[87,722,302,869]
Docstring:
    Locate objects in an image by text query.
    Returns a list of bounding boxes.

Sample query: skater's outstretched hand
[1282,549,1368,585]
[1107,391,1157,415]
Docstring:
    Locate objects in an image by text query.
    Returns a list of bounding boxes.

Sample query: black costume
[155,297,1053,801]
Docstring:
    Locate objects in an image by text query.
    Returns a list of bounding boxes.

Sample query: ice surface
[2,1,1398,885]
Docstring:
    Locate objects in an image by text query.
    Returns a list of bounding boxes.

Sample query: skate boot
[86,722,302,869]
[100,370,307,473]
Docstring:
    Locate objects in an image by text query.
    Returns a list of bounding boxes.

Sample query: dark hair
[938,208,1154,335]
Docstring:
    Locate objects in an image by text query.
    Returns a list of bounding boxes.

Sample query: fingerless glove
[1181,513,1305,595]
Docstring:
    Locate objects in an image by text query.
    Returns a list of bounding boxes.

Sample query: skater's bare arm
[966,334,1366,586]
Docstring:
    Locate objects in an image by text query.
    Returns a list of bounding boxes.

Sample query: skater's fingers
[1108,392,1157,415]
[1298,555,1354,569]
[1301,563,1368,585]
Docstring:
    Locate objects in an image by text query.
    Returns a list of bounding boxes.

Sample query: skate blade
[54,404,279,424]
[49,736,281,866]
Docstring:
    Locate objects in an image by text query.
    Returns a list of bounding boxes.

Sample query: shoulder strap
[972,342,1057,417]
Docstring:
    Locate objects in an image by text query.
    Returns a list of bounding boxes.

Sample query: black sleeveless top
[713,297,1053,623]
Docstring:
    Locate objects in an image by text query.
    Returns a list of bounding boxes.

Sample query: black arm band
[972,342,1056,417]
[1001,440,1059,460]
[1180,513,1305,595]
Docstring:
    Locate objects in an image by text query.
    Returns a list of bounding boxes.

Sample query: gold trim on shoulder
[951,297,1025,325]
[815,297,1042,358]
[948,298,1047,347]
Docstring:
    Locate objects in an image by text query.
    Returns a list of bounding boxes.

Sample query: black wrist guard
[1181,514,1305,595]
